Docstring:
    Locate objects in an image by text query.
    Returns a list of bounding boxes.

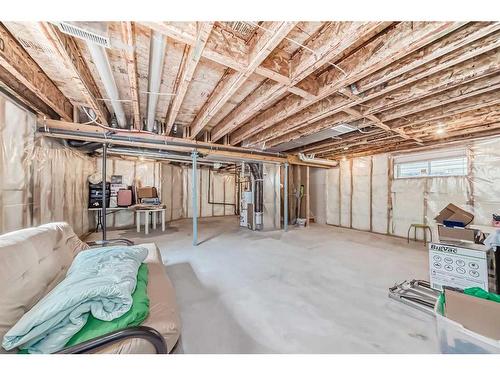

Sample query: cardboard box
[435,203,474,226]
[437,226,477,243]
[444,288,500,340]
[435,203,480,243]
[137,186,157,199]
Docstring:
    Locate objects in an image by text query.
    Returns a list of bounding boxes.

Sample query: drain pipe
[86,42,127,128]
[146,32,166,132]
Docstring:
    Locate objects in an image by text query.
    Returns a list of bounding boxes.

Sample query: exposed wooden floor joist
[0,21,498,161]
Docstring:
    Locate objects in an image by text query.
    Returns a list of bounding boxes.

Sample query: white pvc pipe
[298,153,339,167]
[86,42,127,128]
[146,32,166,132]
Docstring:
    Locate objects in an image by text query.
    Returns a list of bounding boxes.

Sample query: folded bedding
[65,263,149,348]
[2,245,148,354]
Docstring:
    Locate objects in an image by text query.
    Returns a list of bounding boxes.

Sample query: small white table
[136,208,166,235]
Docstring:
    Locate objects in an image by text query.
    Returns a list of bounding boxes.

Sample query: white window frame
[393,148,467,179]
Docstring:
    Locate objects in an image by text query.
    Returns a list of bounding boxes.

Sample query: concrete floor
[89,216,439,353]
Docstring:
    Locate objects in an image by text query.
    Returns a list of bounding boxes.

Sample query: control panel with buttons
[429,242,488,291]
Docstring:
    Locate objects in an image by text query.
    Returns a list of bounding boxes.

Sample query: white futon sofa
[0,222,181,354]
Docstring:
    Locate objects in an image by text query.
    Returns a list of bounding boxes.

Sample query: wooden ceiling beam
[210,22,391,142]
[233,22,464,145]
[246,32,500,147]
[120,21,140,129]
[356,22,500,93]
[389,92,500,129]
[39,22,110,124]
[165,22,214,135]
[0,23,73,121]
[299,102,500,155]
[289,22,392,85]
[210,80,287,141]
[0,64,59,118]
[188,22,297,139]
[362,52,500,116]
[380,76,500,123]
[140,22,318,100]
[322,122,500,160]
[315,107,500,158]
[307,108,500,156]
[344,106,423,143]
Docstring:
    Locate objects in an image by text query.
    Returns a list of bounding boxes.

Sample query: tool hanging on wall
[294,184,304,224]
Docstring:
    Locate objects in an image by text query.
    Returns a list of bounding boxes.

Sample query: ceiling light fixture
[436,126,446,135]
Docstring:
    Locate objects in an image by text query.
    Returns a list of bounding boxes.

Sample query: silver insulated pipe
[146,31,166,132]
[86,42,127,128]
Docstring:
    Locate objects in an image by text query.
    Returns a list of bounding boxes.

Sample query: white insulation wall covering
[325,167,340,225]
[340,160,352,227]
[0,95,96,236]
[309,168,327,224]
[391,178,425,238]
[262,163,281,230]
[161,163,184,221]
[371,154,388,234]
[324,137,500,240]
[351,157,371,231]
[0,96,35,234]
[182,167,236,219]
[471,138,500,225]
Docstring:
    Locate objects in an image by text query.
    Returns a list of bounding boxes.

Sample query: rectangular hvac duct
[268,124,357,152]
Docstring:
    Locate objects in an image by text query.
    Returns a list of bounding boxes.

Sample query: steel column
[192,151,198,246]
[102,143,107,241]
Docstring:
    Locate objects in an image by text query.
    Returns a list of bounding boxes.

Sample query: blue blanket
[2,245,148,354]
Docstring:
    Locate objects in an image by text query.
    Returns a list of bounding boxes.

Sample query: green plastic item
[65,263,150,347]
[19,263,150,354]
[437,287,500,316]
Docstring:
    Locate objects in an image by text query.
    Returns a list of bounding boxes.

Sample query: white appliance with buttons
[428,242,489,291]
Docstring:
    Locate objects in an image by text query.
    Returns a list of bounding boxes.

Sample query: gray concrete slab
[89,216,439,353]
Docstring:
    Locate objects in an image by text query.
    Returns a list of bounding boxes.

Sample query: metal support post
[192,150,198,246]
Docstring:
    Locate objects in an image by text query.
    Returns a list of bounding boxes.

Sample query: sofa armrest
[86,239,135,247]
[55,326,167,354]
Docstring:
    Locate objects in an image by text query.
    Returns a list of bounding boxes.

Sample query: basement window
[394,149,467,179]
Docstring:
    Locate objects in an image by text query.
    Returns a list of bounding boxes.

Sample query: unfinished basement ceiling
[1,21,499,159]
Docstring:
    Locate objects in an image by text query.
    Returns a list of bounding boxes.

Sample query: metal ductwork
[86,42,127,128]
[146,31,166,132]
[248,163,263,230]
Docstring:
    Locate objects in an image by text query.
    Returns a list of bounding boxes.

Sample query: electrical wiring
[81,107,157,135]
[247,22,348,77]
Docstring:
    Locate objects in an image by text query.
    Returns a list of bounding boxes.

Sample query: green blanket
[65,263,150,347]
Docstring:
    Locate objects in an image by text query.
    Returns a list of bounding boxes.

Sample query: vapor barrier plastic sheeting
[471,137,500,225]
[0,94,96,236]
[391,178,426,239]
[183,167,236,219]
[351,157,371,231]
[325,168,340,226]
[340,160,351,227]
[262,163,281,231]
[0,96,35,234]
[371,154,388,234]
[161,163,184,221]
[309,168,327,225]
